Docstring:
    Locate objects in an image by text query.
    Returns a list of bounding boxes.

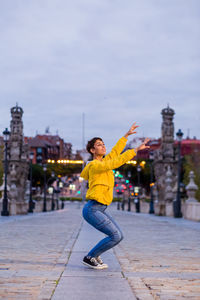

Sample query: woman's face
[92,139,106,156]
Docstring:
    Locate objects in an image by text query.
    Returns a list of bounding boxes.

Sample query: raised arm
[104,122,139,161]
[91,149,136,174]
[103,137,128,161]
[92,137,150,174]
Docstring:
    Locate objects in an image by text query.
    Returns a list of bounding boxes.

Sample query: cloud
[0,0,199,151]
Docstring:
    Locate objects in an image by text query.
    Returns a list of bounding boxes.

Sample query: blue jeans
[82,200,124,257]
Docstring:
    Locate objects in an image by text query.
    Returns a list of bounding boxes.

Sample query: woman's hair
[86,137,103,155]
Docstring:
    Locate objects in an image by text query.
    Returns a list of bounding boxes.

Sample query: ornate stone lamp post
[149,151,155,214]
[173,129,183,218]
[1,128,10,216]
[43,164,47,212]
[28,152,34,213]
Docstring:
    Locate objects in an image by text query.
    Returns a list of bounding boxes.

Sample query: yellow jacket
[80,137,136,205]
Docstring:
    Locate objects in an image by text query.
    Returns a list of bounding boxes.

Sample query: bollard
[127,197,131,211]
[117,200,120,210]
[134,197,140,213]
[121,199,125,210]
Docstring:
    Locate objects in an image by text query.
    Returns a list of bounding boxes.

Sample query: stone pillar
[154,105,178,215]
[165,166,174,216]
[7,105,29,215]
[186,171,198,203]
[165,166,173,202]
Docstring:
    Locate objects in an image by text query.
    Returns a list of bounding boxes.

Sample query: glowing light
[126,160,137,165]
[48,187,53,194]
[47,159,84,164]
[69,184,76,191]
[59,182,63,188]
[140,160,146,167]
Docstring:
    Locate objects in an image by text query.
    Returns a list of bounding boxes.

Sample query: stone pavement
[0,202,200,300]
[0,204,82,300]
[112,207,200,299]
[52,220,135,300]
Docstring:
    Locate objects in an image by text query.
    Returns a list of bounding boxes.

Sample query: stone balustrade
[117,198,200,222]
[0,195,63,215]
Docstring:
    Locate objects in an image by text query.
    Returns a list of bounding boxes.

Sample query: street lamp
[149,151,155,214]
[1,128,10,216]
[43,164,47,212]
[46,171,56,211]
[59,180,64,209]
[28,152,34,213]
[50,172,55,211]
[136,165,141,213]
[173,129,183,218]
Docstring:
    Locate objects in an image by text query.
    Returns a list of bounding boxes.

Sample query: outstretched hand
[124,122,139,139]
[136,138,150,153]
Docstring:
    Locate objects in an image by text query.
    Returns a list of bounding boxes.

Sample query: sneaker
[82,256,104,269]
[96,256,108,269]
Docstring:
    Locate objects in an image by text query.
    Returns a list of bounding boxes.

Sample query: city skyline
[0,0,199,151]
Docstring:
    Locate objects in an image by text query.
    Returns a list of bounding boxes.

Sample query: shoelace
[90,257,98,264]
[96,256,103,264]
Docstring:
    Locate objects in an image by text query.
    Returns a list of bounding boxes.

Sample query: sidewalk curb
[38,220,83,300]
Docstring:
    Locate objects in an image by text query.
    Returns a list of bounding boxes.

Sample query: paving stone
[0,204,82,300]
[0,202,200,299]
[111,203,200,299]
[52,221,136,300]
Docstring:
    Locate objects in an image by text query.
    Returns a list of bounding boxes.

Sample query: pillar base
[154,202,166,216]
[9,201,28,215]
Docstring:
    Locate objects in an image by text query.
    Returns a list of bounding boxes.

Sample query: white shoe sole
[99,263,108,269]
[82,261,105,270]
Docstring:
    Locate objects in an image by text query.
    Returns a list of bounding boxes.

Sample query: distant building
[126,137,200,160]
[76,149,91,162]
[25,134,72,164]
[175,137,200,156]
[125,137,160,159]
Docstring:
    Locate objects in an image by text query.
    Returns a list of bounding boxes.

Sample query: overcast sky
[0,0,199,152]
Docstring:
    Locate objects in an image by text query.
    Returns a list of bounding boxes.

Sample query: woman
[80,122,149,269]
